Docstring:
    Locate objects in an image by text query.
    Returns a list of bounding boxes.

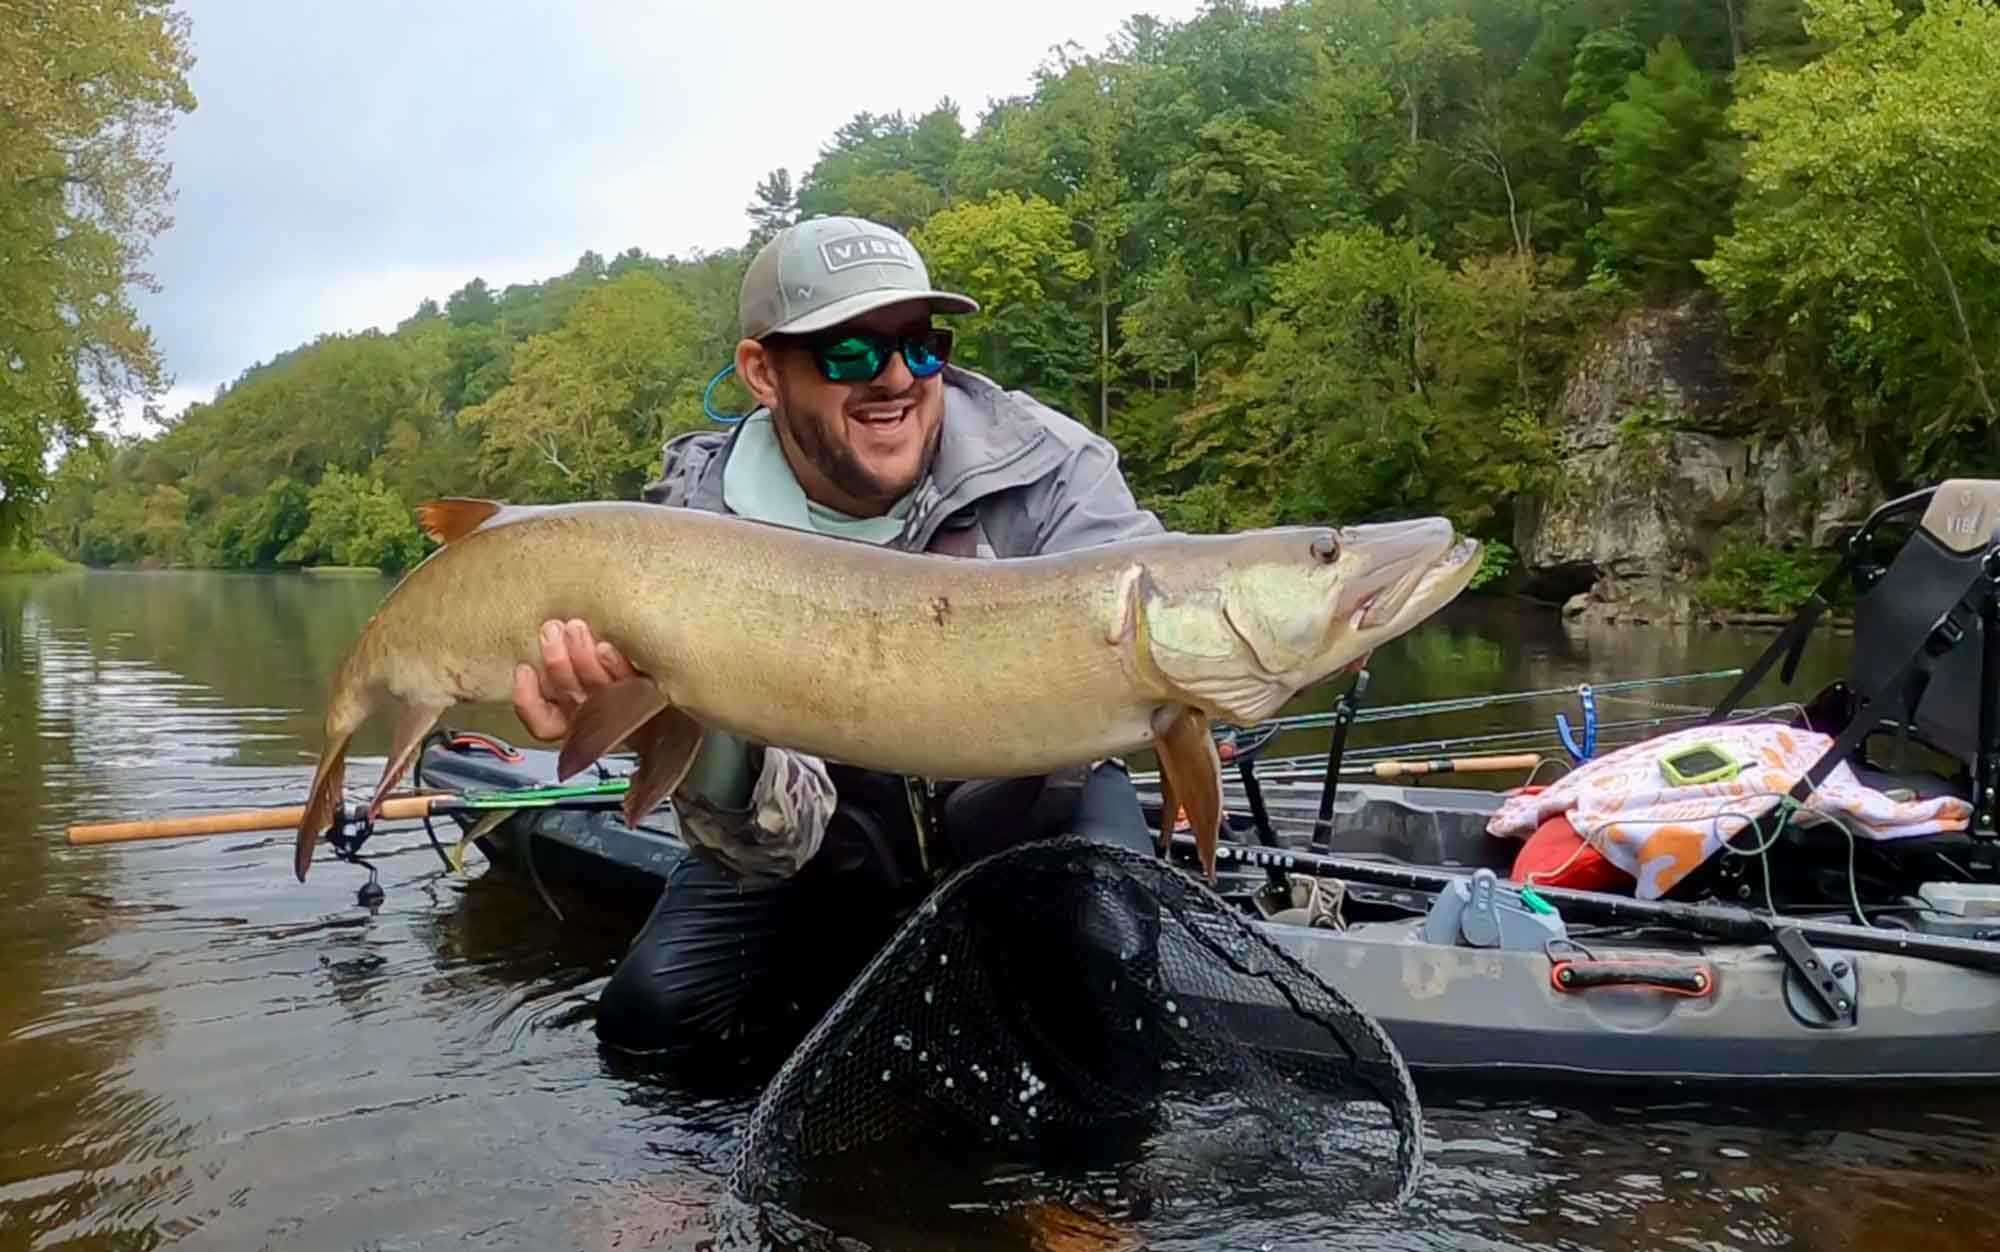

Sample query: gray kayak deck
[419,745,2000,1086]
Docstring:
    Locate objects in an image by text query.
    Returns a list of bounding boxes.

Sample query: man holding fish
[284,215,1478,1070]
[510,216,1175,1062]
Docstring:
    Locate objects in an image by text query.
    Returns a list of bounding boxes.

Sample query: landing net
[727,836,1423,1226]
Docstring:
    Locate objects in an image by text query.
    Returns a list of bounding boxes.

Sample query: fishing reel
[324,810,387,912]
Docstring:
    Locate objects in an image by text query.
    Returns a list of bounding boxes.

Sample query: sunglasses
[778,327,954,385]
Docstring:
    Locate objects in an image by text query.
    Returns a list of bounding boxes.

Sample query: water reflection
[0,570,1984,1251]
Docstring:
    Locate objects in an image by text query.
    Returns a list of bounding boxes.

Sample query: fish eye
[1311,533,1339,564]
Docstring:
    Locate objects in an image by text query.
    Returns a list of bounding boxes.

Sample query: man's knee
[1071,760,1154,856]
[593,851,901,1065]
[594,857,793,1062]
[596,894,737,1059]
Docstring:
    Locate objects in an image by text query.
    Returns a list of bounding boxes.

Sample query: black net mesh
[727,836,1423,1232]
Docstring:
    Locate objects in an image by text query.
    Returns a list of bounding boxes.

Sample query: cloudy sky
[126,0,1219,429]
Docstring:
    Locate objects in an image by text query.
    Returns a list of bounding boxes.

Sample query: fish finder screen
[1667,747,1728,773]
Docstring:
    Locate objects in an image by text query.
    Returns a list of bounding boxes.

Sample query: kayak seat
[1709,481,2000,808]
[1697,479,2000,900]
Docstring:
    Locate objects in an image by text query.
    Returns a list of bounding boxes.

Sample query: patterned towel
[1486,723,1971,899]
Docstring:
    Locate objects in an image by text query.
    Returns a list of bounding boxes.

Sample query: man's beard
[774,378,940,515]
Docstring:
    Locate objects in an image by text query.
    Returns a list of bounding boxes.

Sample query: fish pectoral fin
[415,497,509,544]
[621,708,704,829]
[557,678,674,781]
[450,809,512,875]
[1153,705,1223,883]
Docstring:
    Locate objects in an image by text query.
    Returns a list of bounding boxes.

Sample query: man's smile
[848,398,915,426]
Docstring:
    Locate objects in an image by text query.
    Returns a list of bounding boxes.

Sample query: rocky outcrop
[1513,296,1876,623]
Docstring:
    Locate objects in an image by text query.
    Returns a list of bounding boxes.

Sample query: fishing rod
[1234,697,1806,782]
[64,779,633,846]
[1170,831,2000,979]
[1324,710,1711,758]
[63,746,1556,850]
[1230,667,1744,735]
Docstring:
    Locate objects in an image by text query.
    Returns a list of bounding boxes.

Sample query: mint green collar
[721,411,913,544]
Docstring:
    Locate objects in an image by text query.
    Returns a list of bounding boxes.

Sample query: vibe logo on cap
[818,232,915,273]
[738,215,978,340]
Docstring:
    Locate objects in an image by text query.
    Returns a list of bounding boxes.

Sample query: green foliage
[794,106,962,231]
[1469,538,1516,591]
[0,0,195,548]
[460,269,708,501]
[746,168,797,247]
[280,469,429,573]
[1702,0,2000,478]
[1696,541,1838,613]
[34,0,1996,599]
[911,193,1096,412]
[1571,36,1738,287]
[0,543,79,574]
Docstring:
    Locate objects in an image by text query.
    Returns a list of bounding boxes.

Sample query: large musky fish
[293,499,1480,884]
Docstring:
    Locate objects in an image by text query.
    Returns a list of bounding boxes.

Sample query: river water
[3,569,1997,1250]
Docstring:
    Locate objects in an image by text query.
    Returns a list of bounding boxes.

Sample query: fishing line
[1556,801,1783,907]
[415,729,460,874]
[1522,756,1571,788]
[1523,829,1594,887]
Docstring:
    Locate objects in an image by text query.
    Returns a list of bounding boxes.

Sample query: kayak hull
[418,743,2000,1087]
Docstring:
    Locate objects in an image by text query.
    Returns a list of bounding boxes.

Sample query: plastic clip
[1556,683,1598,763]
[702,363,748,425]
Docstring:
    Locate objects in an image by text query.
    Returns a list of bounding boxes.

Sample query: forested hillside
[13,0,2000,589]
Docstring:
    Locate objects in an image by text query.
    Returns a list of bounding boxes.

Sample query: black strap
[1708,583,1835,722]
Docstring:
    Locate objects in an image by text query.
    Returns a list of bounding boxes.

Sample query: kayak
[417,738,2000,1088]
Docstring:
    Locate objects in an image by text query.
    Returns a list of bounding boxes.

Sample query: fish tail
[295,693,368,883]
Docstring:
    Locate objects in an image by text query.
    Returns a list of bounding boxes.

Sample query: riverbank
[1554,596,1852,633]
[0,545,80,574]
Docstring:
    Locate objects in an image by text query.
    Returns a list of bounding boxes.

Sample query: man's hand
[511,618,642,741]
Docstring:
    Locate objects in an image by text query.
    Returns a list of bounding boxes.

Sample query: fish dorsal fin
[417,498,507,545]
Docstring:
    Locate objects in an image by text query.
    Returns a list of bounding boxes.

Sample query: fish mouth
[1330,518,1465,627]
[1316,524,1480,683]
[1355,534,1480,629]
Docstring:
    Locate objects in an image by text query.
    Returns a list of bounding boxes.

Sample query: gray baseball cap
[739,215,979,340]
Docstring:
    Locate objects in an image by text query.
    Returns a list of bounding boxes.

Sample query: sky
[125,0,1222,431]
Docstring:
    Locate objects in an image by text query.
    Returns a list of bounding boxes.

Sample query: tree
[460,270,707,500]
[794,106,961,231]
[1158,112,1318,349]
[1118,255,1211,390]
[1702,0,2000,469]
[1154,226,1448,530]
[0,0,196,547]
[746,168,796,246]
[280,468,427,572]
[910,193,1096,415]
[1572,35,1738,287]
[1028,56,1139,428]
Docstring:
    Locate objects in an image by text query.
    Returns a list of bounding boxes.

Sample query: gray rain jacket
[641,365,1164,887]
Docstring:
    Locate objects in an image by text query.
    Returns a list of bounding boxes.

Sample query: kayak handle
[1550,958,1714,997]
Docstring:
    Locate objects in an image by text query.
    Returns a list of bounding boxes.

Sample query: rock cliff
[1512,296,1877,623]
